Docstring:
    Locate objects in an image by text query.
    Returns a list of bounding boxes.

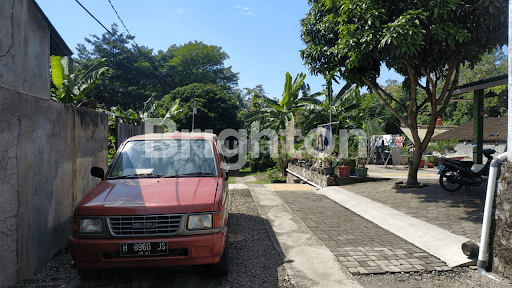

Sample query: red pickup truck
[69,133,230,280]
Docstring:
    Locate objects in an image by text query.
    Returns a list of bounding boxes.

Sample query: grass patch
[246,179,271,184]
[228,167,269,184]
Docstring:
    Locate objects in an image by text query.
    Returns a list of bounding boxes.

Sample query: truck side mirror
[91,167,105,179]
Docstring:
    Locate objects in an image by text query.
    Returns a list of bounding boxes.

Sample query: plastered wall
[0,86,108,287]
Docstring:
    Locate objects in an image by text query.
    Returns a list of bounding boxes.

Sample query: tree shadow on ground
[392,178,487,223]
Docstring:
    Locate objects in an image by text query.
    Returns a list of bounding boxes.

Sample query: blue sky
[36,0,401,100]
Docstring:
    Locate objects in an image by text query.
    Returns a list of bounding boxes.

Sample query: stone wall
[491,162,512,278]
[0,86,108,287]
[286,164,337,188]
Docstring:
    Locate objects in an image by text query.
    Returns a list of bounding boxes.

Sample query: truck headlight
[187,214,212,230]
[79,218,103,233]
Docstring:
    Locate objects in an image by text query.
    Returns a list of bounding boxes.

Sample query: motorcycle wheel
[439,170,462,192]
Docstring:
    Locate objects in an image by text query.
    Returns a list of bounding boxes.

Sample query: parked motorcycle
[438,149,496,192]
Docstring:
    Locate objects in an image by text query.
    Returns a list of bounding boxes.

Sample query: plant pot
[323,166,335,176]
[427,162,435,168]
[338,166,350,177]
[419,159,425,168]
[400,155,409,166]
[355,167,368,178]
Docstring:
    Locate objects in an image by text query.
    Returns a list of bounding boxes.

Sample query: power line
[74,0,178,90]
[104,0,236,92]
[107,0,133,42]
[105,0,172,88]
[74,0,114,39]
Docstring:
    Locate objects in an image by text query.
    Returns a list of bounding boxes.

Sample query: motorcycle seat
[443,158,474,168]
[471,164,485,173]
[460,161,474,169]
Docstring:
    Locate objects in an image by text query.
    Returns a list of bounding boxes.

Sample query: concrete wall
[491,163,512,279]
[115,120,164,149]
[0,85,108,287]
[444,142,507,159]
[0,0,50,99]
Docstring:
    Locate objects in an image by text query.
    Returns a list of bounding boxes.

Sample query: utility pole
[191,98,197,131]
[327,78,332,130]
[327,78,333,154]
[508,0,512,161]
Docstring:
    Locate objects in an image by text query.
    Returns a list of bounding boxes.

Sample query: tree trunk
[406,151,423,186]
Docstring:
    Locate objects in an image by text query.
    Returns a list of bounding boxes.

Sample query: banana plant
[50,56,109,104]
[245,72,310,131]
[140,96,184,132]
[301,82,359,132]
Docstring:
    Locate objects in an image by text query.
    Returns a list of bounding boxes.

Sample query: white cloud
[172,7,185,16]
[234,6,255,16]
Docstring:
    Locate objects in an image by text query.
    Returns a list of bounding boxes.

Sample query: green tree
[76,24,169,111]
[300,0,507,186]
[157,41,239,89]
[442,47,508,125]
[159,83,241,134]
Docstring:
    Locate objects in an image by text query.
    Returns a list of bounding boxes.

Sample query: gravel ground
[355,267,512,288]
[10,188,294,288]
[8,186,512,288]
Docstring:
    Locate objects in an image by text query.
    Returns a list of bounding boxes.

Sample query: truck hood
[78,177,219,216]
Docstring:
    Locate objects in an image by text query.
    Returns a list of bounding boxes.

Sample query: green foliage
[158,41,239,88]
[76,25,239,112]
[244,72,308,132]
[301,82,360,132]
[426,155,437,163]
[300,0,506,185]
[441,48,508,126]
[301,0,506,86]
[139,95,184,131]
[159,83,241,134]
[265,166,286,183]
[50,56,109,104]
[427,139,459,155]
[76,24,162,111]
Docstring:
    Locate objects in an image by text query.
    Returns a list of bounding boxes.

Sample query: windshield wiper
[163,172,216,178]
[108,173,165,179]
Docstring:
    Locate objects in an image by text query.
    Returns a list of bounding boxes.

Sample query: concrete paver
[246,184,362,288]
[319,186,474,268]
[338,177,485,243]
[275,189,450,275]
[231,163,488,283]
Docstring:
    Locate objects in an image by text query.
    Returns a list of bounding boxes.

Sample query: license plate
[120,241,168,256]
[437,164,444,174]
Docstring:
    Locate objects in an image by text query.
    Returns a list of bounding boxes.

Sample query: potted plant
[304,153,314,169]
[336,157,351,177]
[355,158,368,178]
[426,155,436,168]
[320,154,335,176]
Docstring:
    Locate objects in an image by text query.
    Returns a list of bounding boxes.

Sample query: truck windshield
[108,139,218,179]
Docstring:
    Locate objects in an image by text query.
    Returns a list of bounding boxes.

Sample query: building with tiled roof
[431,117,507,159]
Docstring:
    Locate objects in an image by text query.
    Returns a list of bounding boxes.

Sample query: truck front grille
[107,215,182,236]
